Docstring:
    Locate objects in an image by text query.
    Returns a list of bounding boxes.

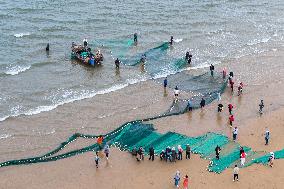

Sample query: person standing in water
[134,33,138,43]
[46,43,49,51]
[115,58,120,69]
[210,64,215,76]
[164,77,168,89]
[185,52,190,60]
[259,100,264,114]
[170,36,174,45]
[83,38,88,47]
[200,98,205,109]
[174,171,181,188]
[265,128,270,145]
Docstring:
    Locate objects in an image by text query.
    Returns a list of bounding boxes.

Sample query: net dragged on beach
[1,121,283,174]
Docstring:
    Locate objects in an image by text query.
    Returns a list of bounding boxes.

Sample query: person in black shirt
[215,145,221,160]
[115,58,120,69]
[149,147,155,161]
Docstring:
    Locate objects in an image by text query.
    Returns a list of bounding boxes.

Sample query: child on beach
[233,164,239,181]
[174,171,181,188]
[232,127,238,141]
[94,151,100,168]
[183,175,189,189]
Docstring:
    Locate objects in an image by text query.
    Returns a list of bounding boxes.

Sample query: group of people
[131,144,191,163]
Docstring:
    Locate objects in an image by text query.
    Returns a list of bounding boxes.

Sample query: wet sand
[0,48,284,188]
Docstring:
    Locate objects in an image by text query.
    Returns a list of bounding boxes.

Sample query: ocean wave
[246,37,271,46]
[3,65,31,75]
[0,78,148,122]
[0,134,12,140]
[14,32,31,38]
[174,38,183,43]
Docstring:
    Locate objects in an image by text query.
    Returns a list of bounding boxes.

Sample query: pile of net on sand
[1,121,283,174]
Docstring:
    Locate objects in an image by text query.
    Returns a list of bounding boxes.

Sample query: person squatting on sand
[218,103,224,112]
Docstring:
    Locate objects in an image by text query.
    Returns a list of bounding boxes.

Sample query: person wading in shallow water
[115,58,120,69]
[170,36,174,45]
[200,98,205,109]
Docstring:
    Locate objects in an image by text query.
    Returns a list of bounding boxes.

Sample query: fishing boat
[71,43,103,66]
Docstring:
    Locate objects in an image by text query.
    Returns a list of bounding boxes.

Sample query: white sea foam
[0,78,148,122]
[174,38,183,43]
[14,32,30,38]
[5,65,31,75]
[0,134,12,139]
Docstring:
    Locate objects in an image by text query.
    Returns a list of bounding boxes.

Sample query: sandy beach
[0,47,284,189]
